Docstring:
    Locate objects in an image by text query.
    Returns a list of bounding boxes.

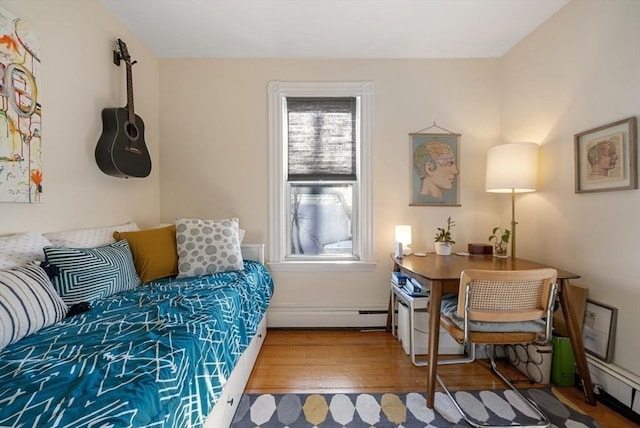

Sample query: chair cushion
[440,297,545,333]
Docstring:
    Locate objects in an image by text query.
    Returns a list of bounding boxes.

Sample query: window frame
[268,81,375,271]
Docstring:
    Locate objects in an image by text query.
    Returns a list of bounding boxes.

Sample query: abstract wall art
[0,6,41,203]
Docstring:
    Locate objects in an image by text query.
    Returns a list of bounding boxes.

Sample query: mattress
[0,260,273,428]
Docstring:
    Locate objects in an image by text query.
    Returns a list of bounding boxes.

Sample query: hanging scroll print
[410,130,461,206]
[0,6,41,203]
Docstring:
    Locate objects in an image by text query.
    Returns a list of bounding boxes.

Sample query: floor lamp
[485,142,538,259]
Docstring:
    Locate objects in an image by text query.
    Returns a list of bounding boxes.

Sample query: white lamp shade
[395,225,412,246]
[485,142,538,193]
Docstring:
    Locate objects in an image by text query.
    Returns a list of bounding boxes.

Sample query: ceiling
[98,0,569,59]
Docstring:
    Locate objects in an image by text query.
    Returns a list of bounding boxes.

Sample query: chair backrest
[457,268,558,323]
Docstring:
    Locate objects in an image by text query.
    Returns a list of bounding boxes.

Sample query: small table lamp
[395,225,412,256]
[485,142,538,259]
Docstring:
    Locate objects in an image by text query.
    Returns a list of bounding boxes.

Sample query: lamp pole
[485,142,538,260]
[511,189,517,259]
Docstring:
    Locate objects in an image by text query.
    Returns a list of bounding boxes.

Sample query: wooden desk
[390,253,596,408]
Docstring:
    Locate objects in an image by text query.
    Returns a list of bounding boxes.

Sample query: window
[268,81,374,271]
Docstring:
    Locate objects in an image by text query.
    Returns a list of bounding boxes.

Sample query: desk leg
[386,262,401,333]
[390,289,397,338]
[386,294,393,333]
[559,278,596,405]
[426,280,442,409]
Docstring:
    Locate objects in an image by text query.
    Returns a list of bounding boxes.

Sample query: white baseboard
[587,356,640,418]
[266,304,387,328]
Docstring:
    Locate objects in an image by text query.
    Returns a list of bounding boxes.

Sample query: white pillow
[0,263,67,351]
[154,223,245,242]
[44,221,139,248]
[175,218,244,277]
[0,232,52,269]
[155,223,245,242]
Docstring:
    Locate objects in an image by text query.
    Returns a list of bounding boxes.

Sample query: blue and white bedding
[0,260,273,428]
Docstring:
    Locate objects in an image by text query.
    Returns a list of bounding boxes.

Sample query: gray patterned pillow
[175,218,244,278]
[43,240,140,305]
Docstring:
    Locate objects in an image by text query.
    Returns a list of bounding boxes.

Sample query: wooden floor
[245,329,635,427]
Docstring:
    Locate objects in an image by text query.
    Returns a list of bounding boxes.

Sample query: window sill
[267,260,377,272]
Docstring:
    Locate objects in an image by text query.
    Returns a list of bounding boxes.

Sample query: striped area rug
[231,387,601,427]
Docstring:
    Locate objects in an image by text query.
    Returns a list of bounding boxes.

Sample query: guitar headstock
[113,38,136,67]
[117,39,131,64]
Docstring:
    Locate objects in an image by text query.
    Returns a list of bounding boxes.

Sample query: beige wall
[1,0,160,235]
[3,0,637,375]
[159,59,502,323]
[501,0,640,374]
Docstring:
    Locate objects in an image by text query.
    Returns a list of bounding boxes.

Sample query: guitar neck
[126,62,135,122]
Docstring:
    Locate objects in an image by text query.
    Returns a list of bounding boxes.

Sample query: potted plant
[434,217,456,255]
[488,226,510,258]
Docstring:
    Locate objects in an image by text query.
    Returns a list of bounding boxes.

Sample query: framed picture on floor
[575,116,637,193]
[582,300,617,362]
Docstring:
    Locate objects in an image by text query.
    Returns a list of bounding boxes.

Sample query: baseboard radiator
[266,305,388,328]
[585,356,640,423]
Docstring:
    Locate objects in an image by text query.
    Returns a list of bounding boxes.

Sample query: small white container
[398,304,464,355]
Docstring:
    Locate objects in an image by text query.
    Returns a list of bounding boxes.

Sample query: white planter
[435,242,452,255]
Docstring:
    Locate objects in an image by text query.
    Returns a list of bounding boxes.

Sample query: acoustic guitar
[95,39,151,178]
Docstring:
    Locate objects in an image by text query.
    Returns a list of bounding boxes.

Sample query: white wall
[500,0,640,375]
[159,59,502,325]
[0,0,160,235]
[6,0,636,377]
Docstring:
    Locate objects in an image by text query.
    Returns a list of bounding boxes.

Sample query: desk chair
[436,268,558,428]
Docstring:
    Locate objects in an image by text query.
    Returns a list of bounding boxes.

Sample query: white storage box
[505,343,552,385]
[398,303,464,355]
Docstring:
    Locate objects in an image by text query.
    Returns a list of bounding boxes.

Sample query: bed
[0,220,273,428]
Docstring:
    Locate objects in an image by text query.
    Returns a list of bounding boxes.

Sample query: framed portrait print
[575,116,637,193]
[410,133,461,206]
[582,300,617,362]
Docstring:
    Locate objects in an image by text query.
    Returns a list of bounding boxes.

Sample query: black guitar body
[96,39,151,179]
[95,107,151,178]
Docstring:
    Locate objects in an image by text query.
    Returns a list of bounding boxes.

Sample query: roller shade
[287,97,357,181]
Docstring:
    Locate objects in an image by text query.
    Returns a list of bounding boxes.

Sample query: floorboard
[244,329,636,427]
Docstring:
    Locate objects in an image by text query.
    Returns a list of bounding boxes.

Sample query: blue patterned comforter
[0,261,273,428]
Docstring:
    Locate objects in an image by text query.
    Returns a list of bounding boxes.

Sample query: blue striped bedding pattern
[0,260,273,428]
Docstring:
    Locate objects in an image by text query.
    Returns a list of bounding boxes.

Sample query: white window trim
[268,81,375,272]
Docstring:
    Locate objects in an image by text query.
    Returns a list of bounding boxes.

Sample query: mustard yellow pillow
[113,225,178,283]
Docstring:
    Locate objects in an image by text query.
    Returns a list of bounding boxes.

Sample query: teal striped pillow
[0,263,67,351]
[44,240,140,305]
